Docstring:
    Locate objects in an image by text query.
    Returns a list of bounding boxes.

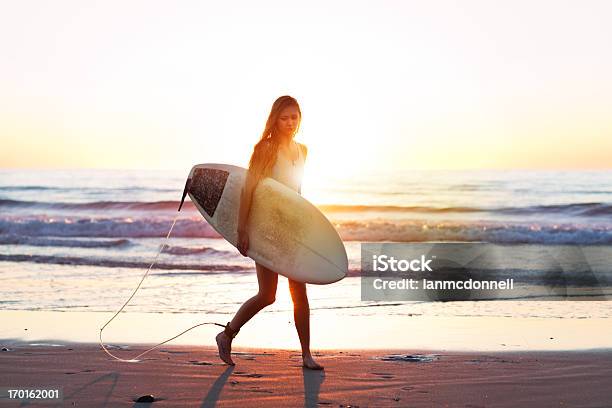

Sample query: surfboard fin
[178,177,192,212]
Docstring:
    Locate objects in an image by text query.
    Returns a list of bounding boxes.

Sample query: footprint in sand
[234,352,274,356]
[188,360,214,366]
[378,354,439,363]
[233,371,264,378]
[371,372,395,379]
[64,369,96,375]
[466,356,517,364]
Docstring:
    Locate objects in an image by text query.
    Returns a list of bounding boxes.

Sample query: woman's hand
[237,229,249,256]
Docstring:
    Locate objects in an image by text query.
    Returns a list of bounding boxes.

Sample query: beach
[1,169,612,406]
[2,310,612,406]
[1,341,611,407]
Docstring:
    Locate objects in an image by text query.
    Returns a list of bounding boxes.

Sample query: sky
[1,0,611,176]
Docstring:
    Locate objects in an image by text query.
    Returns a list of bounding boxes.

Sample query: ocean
[1,168,611,320]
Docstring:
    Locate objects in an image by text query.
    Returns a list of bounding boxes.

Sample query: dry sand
[1,343,611,407]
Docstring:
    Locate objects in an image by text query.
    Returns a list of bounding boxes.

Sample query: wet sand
[3,309,612,351]
[1,343,611,407]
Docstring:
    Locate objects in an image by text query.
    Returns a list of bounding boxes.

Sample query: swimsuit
[271,142,305,194]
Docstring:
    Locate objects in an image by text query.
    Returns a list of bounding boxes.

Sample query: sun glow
[1,2,611,171]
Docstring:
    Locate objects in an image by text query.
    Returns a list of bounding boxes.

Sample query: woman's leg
[216,264,278,365]
[230,264,278,329]
[288,279,323,370]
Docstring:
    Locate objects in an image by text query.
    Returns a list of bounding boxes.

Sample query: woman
[215,95,323,370]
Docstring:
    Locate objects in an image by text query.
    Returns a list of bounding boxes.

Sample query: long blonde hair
[248,96,302,180]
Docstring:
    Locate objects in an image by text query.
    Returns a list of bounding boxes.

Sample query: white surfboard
[181,164,347,284]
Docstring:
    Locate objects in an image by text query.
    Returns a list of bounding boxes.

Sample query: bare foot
[215,331,234,366]
[302,354,324,370]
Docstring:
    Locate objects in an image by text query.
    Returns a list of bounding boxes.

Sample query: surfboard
[180,164,347,284]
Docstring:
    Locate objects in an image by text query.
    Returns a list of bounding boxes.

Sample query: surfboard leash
[99,200,227,363]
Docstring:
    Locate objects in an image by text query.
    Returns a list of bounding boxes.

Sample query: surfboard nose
[331,253,349,283]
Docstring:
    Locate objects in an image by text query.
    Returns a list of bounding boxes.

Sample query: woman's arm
[236,169,259,256]
[237,170,257,233]
[298,143,308,195]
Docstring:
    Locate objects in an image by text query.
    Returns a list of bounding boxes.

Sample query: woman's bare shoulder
[297,142,308,157]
